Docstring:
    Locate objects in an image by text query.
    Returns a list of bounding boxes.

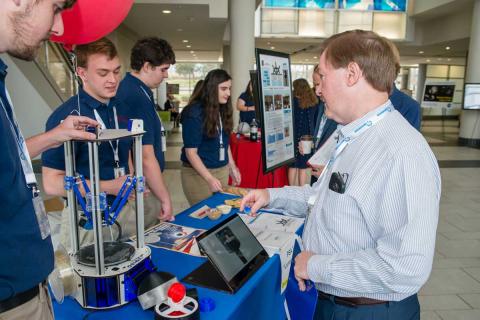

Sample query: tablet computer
[183,214,269,293]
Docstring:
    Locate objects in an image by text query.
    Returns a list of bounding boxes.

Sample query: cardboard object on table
[252,229,296,293]
[189,205,210,219]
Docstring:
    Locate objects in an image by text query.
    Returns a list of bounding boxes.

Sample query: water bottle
[250,118,258,142]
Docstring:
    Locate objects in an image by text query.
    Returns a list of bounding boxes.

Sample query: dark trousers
[313,294,420,320]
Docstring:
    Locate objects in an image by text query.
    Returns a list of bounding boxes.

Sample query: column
[459,0,480,147]
[222,44,231,74]
[229,0,256,126]
[416,64,427,103]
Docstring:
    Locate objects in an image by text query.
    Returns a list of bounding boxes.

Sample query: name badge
[161,130,167,152]
[219,146,225,161]
[33,195,51,240]
[114,167,126,178]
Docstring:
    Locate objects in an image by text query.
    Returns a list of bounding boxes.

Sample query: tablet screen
[198,215,265,282]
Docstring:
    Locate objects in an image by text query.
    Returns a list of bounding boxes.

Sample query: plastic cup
[300,135,313,154]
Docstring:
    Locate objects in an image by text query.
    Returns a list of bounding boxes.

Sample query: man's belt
[317,290,387,307]
[0,284,40,314]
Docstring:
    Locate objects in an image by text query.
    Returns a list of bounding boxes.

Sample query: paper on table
[307,133,336,167]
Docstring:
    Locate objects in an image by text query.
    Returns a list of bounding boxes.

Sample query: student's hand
[229,165,242,186]
[294,251,314,292]
[240,189,269,215]
[159,198,174,222]
[310,164,325,178]
[207,176,223,193]
[49,115,99,147]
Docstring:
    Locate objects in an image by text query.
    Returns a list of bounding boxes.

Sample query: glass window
[298,9,335,37]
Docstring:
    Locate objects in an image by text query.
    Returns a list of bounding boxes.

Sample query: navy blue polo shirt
[238,91,256,124]
[42,89,132,203]
[390,86,421,131]
[180,102,229,168]
[0,58,53,300]
[116,73,165,171]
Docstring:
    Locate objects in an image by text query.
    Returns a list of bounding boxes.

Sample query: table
[229,134,288,189]
[53,193,285,320]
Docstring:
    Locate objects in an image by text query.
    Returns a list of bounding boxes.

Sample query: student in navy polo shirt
[0,1,99,319]
[42,38,157,248]
[180,69,241,205]
[116,37,174,222]
[236,81,256,124]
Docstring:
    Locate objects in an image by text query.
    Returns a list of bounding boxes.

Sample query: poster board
[255,49,295,173]
[422,81,457,108]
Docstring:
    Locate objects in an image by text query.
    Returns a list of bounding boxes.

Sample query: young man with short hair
[42,38,158,248]
[117,37,175,222]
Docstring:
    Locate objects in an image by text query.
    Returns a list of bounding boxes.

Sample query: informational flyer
[255,49,295,173]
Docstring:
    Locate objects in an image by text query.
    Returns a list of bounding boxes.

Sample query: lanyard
[308,103,393,206]
[93,106,120,165]
[316,114,327,140]
[218,112,224,147]
[0,89,38,195]
[140,86,165,133]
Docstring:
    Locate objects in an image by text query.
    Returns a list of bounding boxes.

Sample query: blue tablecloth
[53,193,285,320]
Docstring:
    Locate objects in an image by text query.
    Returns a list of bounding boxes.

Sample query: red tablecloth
[229,134,288,189]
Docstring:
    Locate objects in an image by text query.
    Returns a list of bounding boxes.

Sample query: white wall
[0,54,56,140]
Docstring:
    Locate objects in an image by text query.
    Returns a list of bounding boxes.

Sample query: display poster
[255,49,295,173]
[422,81,458,108]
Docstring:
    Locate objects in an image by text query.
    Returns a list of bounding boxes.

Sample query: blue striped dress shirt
[268,101,441,301]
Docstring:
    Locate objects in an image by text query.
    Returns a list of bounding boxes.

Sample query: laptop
[183,214,269,293]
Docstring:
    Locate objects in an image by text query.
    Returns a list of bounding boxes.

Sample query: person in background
[308,65,338,185]
[241,30,440,320]
[42,38,142,248]
[236,81,256,125]
[116,37,174,223]
[0,0,99,318]
[289,78,318,186]
[180,69,241,205]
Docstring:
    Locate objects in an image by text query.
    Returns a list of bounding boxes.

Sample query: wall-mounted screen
[422,81,456,108]
[463,83,480,110]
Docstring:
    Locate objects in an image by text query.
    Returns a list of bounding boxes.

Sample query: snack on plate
[224,198,242,208]
[207,209,222,220]
[223,186,249,196]
[216,204,232,215]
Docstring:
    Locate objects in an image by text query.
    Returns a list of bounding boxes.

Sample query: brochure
[140,222,205,256]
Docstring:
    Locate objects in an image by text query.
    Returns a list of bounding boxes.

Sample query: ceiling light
[447,58,451,61]
[313,56,318,59]
[177,28,183,32]
[162,10,172,14]
[438,58,443,61]
[270,46,275,50]
[418,51,424,54]
[267,42,271,45]
[183,40,189,43]
[426,59,431,62]
[186,45,191,48]
[445,46,451,50]
[190,50,195,54]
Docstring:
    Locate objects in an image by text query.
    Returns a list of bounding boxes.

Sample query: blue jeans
[313,293,420,320]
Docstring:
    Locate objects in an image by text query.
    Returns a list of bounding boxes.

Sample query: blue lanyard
[140,86,165,133]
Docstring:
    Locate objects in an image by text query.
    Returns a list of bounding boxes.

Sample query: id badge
[114,166,126,178]
[219,147,225,161]
[33,196,51,240]
[161,131,167,152]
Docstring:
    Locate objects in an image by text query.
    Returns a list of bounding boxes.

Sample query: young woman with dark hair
[180,69,241,205]
[236,80,256,124]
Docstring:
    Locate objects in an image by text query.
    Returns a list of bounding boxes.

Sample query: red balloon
[51,0,134,46]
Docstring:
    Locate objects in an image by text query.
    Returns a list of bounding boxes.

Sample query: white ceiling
[121,1,473,66]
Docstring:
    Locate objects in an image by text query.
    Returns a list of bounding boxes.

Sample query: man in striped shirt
[241,30,441,319]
